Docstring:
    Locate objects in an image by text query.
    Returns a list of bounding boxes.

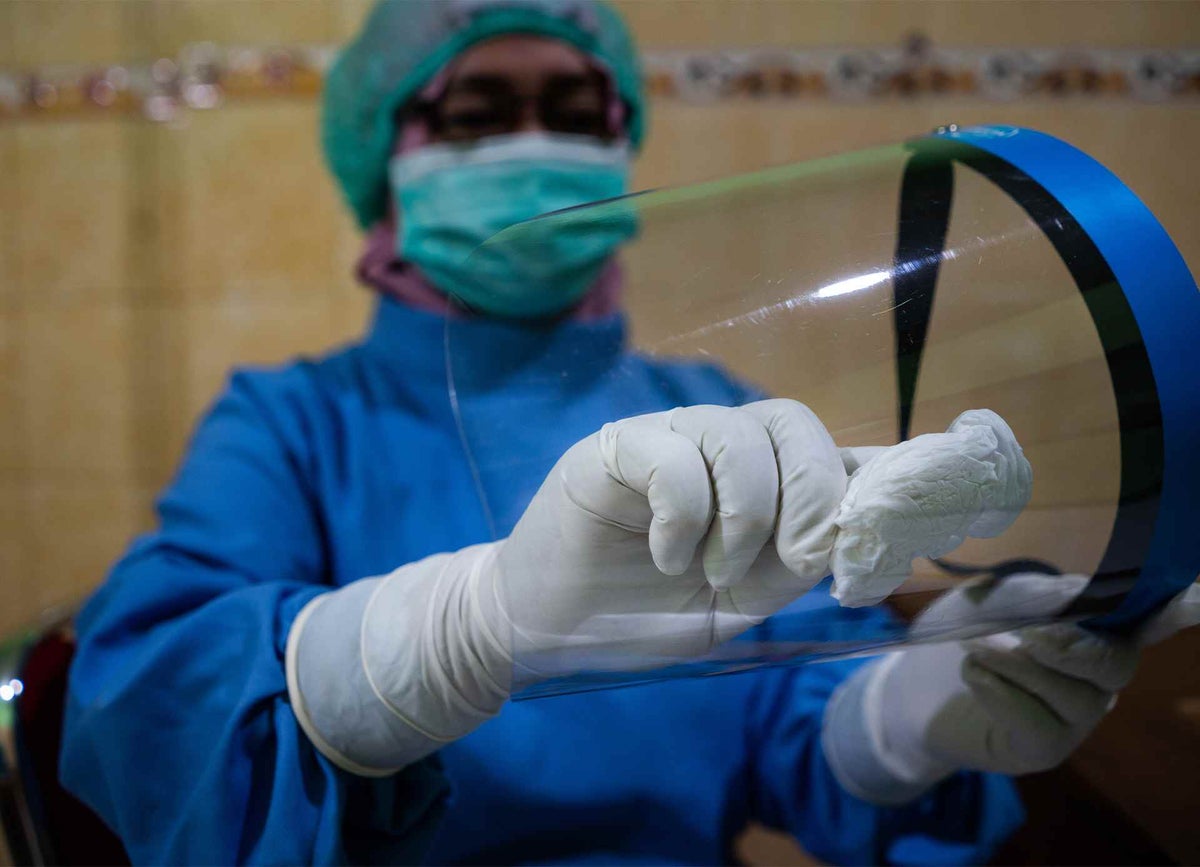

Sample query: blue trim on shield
[942,125,1200,629]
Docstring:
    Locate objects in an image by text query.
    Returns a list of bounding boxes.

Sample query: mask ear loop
[443,299,501,542]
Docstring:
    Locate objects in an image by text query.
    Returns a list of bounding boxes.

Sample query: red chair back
[14,631,128,866]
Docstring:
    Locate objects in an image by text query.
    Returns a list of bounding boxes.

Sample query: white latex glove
[831,409,1033,607]
[288,399,847,774]
[822,572,1200,804]
[487,399,849,676]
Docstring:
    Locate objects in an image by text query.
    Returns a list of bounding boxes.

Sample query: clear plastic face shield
[443,126,1200,698]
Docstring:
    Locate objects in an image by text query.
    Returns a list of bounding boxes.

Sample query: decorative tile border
[0,43,336,122]
[644,38,1200,102]
[2,37,1197,123]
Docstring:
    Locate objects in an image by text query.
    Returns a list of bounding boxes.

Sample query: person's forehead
[448,35,593,82]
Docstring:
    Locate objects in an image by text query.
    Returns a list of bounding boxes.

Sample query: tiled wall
[0,2,376,635]
[2,0,1198,636]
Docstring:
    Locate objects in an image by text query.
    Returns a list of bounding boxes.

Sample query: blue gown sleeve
[748,647,1024,866]
[59,369,449,865]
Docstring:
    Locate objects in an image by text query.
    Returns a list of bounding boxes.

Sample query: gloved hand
[822,572,1200,805]
[288,399,1034,776]
[289,399,849,774]
[486,399,852,677]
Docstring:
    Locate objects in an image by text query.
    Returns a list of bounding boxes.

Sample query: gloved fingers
[740,399,846,581]
[669,405,780,590]
[911,572,1089,638]
[964,642,1114,729]
[597,414,713,575]
[839,445,887,476]
[1136,582,1200,648]
[728,545,828,622]
[1017,624,1139,693]
[958,655,1071,745]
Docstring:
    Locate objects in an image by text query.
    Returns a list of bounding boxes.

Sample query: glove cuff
[287,579,443,775]
[361,544,513,740]
[286,544,513,776]
[821,655,954,805]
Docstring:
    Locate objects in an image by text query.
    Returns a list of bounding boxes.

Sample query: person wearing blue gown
[61,2,1197,864]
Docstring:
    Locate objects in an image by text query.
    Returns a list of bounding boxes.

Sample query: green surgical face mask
[389,133,634,318]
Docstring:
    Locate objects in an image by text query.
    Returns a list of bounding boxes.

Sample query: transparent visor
[444,133,1176,699]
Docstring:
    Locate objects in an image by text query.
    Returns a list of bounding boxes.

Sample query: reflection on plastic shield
[444,126,1200,699]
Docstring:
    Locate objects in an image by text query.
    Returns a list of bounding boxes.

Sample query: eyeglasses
[409,72,614,143]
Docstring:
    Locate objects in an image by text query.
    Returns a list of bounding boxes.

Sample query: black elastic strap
[891,138,1163,621]
[892,151,955,442]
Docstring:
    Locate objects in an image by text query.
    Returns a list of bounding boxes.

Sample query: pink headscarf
[355,55,627,321]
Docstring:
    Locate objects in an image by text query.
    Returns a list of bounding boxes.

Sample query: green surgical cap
[323,0,646,229]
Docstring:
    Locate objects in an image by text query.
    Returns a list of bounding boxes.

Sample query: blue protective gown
[61,296,1023,865]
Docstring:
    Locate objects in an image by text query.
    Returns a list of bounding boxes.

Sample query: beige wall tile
[337,0,1197,50]
[123,123,180,306]
[9,0,126,66]
[0,3,13,72]
[636,99,1199,287]
[635,101,772,188]
[331,0,375,41]
[330,283,375,341]
[133,123,191,307]
[612,0,726,48]
[308,195,370,331]
[18,306,133,479]
[614,0,934,48]
[14,120,133,307]
[923,0,1200,48]
[4,476,136,635]
[0,127,15,307]
[331,204,367,298]
[329,0,1200,55]
[149,123,188,306]
[617,0,1200,48]
[146,0,336,57]
[0,485,32,637]
[0,313,24,474]
[182,299,347,422]
[26,481,143,617]
[162,104,343,305]
[821,98,1200,278]
[127,305,192,490]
